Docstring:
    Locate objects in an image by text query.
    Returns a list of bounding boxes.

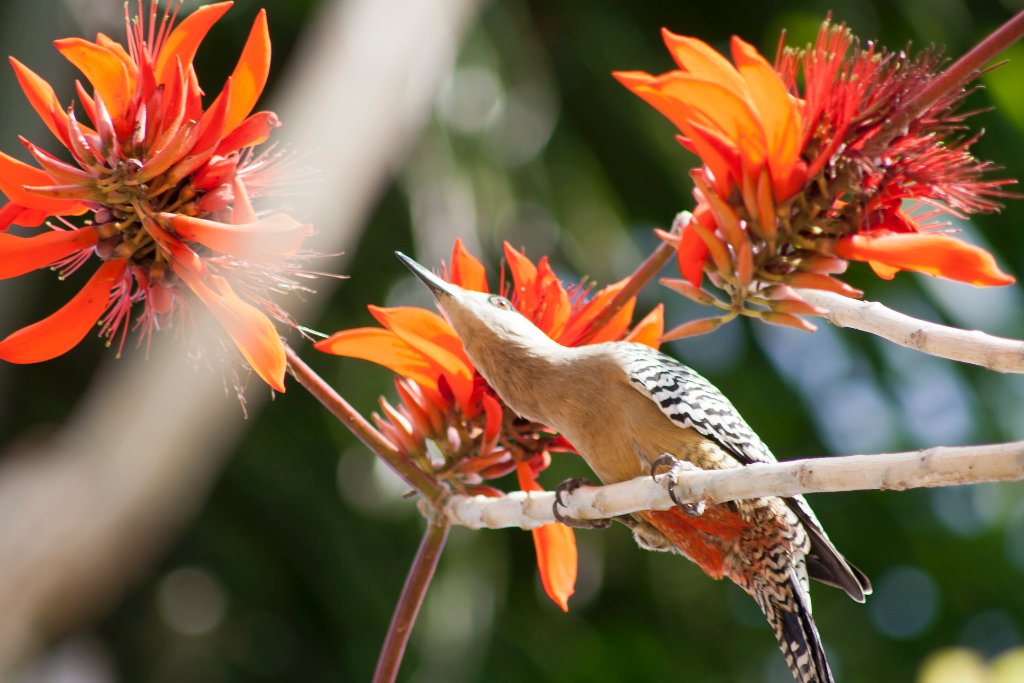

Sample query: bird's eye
[488,295,514,311]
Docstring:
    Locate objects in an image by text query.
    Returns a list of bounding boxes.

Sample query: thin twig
[285,345,448,504]
[579,212,687,342]
[900,9,1024,131]
[373,521,450,683]
[439,441,1024,530]
[797,289,1024,373]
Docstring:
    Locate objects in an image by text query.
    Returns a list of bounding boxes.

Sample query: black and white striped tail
[758,571,834,683]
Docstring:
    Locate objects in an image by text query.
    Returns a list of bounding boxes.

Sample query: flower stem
[372,520,451,683]
[285,345,447,505]
[888,9,1024,140]
[580,216,684,341]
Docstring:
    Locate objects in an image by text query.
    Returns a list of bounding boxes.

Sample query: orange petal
[836,233,1015,286]
[624,304,664,348]
[502,242,538,311]
[0,227,98,278]
[54,38,132,122]
[154,2,234,86]
[0,203,54,231]
[0,151,89,218]
[449,238,488,292]
[163,211,311,258]
[480,391,503,454]
[660,29,746,94]
[562,280,634,345]
[314,328,444,395]
[368,305,476,413]
[0,258,125,363]
[153,226,286,390]
[650,75,766,168]
[677,218,709,286]
[730,37,804,201]
[229,177,258,224]
[614,71,738,193]
[215,110,279,155]
[223,9,271,134]
[516,462,577,612]
[532,258,571,339]
[8,58,71,148]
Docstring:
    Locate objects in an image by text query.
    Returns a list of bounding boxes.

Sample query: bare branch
[440,441,1024,530]
[798,289,1024,373]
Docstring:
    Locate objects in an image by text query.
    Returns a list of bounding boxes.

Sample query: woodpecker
[396,252,870,683]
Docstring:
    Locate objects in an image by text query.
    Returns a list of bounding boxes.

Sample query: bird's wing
[620,343,871,602]
[621,343,776,466]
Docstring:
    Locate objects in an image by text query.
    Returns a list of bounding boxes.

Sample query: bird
[395,251,870,683]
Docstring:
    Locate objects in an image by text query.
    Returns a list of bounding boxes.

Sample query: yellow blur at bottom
[918,648,1024,683]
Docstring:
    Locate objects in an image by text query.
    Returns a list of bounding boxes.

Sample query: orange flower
[0,1,310,391]
[317,239,663,610]
[616,22,1015,335]
[614,29,806,203]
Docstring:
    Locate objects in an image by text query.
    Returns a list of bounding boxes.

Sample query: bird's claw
[552,477,611,529]
[650,453,706,517]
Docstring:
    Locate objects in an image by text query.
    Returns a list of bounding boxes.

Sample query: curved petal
[479,391,503,455]
[9,58,72,148]
[215,110,280,155]
[0,151,89,217]
[315,328,443,392]
[163,211,311,258]
[516,462,577,612]
[648,75,766,166]
[532,258,571,338]
[677,216,710,286]
[154,227,286,390]
[623,304,664,348]
[368,305,476,414]
[449,238,488,292]
[502,242,538,310]
[54,38,133,122]
[0,227,98,278]
[661,29,746,94]
[560,280,633,345]
[836,233,1015,286]
[0,258,125,363]
[223,9,271,134]
[154,2,234,86]
[730,36,804,201]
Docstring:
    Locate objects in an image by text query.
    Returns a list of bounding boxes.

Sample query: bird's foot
[552,477,611,529]
[650,454,706,517]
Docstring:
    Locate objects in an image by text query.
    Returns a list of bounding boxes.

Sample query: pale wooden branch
[798,289,1024,373]
[440,441,1024,530]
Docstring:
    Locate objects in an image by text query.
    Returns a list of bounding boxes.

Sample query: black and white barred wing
[619,342,871,602]
[620,343,777,467]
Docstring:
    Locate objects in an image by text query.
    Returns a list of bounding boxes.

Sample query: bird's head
[395,251,561,364]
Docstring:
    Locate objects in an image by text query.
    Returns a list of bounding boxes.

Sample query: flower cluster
[0,1,311,390]
[316,239,663,610]
[616,21,1015,337]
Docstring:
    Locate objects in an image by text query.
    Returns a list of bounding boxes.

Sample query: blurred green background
[2,0,1024,681]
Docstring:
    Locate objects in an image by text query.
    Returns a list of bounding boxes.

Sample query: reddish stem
[580,222,681,342]
[285,345,447,505]
[372,520,450,683]
[887,9,1024,139]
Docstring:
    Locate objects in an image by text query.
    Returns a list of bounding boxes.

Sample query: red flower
[616,22,1014,335]
[316,239,664,610]
[0,1,310,391]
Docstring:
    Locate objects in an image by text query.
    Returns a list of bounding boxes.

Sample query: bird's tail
[755,570,834,683]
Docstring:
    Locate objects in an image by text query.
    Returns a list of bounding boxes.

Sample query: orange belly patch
[638,506,749,580]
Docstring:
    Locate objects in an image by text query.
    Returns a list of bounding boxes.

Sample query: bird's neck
[461,327,576,425]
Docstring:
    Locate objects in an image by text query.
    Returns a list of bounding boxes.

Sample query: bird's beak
[395,251,458,299]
